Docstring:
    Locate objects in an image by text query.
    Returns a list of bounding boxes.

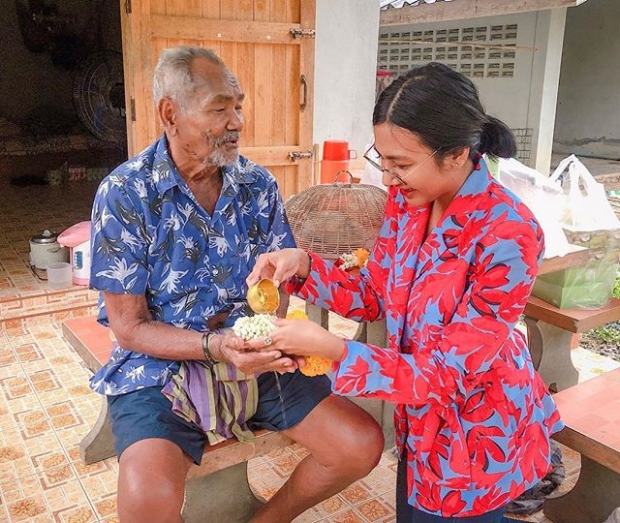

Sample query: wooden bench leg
[349,317,396,449]
[524,316,579,392]
[182,461,264,523]
[305,305,396,449]
[80,396,116,464]
[544,455,620,523]
[305,302,329,329]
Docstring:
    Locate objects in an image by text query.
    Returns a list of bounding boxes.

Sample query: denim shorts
[107,371,332,464]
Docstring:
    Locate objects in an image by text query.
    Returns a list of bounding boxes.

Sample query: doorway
[0,0,126,302]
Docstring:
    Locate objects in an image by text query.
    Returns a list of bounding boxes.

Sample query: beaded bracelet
[201,332,219,367]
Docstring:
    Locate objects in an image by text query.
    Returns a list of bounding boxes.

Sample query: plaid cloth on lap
[162,361,258,445]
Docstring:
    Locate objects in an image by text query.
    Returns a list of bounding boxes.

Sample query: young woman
[247,62,563,522]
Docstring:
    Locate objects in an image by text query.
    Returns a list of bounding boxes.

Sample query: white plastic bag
[603,508,620,523]
[536,155,620,309]
[497,158,571,258]
[550,154,620,231]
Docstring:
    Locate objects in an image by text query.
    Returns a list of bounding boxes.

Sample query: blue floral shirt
[89,135,295,395]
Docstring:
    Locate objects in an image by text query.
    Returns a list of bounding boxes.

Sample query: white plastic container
[58,221,91,286]
[46,262,72,289]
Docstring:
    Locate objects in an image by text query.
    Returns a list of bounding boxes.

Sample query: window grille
[378,24,519,79]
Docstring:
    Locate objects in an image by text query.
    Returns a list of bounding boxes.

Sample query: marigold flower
[353,248,370,267]
[299,355,333,376]
[286,310,332,376]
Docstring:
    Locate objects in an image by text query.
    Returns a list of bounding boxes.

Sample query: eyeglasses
[363,144,441,185]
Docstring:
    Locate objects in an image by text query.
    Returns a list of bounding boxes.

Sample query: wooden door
[120,0,316,198]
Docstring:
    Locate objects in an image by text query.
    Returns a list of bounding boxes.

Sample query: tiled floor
[0,176,98,301]
[1,180,619,522]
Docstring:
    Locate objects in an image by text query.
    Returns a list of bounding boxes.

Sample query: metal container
[247,279,280,314]
[29,230,69,280]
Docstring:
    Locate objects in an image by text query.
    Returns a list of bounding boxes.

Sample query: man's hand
[211,330,297,374]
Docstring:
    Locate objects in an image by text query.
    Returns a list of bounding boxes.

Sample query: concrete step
[0,287,98,325]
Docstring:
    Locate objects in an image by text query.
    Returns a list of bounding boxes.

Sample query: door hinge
[288,150,314,161]
[130,98,136,122]
[289,28,315,39]
[125,0,131,14]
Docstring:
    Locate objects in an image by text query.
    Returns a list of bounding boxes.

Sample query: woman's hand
[245,318,346,362]
[247,248,311,287]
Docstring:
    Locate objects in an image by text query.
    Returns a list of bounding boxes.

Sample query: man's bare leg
[117,438,193,523]
[250,396,385,522]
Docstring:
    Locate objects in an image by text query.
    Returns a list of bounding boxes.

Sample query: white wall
[314,0,380,158]
[377,9,568,174]
[527,8,567,175]
[554,0,620,160]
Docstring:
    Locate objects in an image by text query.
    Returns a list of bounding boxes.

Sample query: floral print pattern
[89,135,295,395]
[287,161,563,517]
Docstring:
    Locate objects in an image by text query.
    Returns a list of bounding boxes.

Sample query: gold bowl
[247,279,280,314]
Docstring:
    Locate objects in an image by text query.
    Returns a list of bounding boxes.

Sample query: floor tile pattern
[0,176,97,302]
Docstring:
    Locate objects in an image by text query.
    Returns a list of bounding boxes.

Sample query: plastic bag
[603,508,620,523]
[497,158,571,259]
[358,142,387,191]
[550,154,620,231]
[533,155,620,309]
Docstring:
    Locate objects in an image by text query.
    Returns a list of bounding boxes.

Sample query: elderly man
[89,46,384,523]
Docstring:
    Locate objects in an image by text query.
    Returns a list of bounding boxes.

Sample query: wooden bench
[62,316,292,523]
[523,296,620,392]
[543,366,620,523]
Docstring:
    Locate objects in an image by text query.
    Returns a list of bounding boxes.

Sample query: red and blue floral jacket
[287,162,563,517]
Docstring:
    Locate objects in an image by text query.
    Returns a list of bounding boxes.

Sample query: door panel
[120,0,315,198]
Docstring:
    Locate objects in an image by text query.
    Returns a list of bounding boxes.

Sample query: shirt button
[213,268,219,275]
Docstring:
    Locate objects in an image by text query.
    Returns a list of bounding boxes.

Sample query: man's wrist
[201,332,219,366]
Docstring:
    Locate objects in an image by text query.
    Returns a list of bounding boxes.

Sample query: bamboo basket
[285,172,387,260]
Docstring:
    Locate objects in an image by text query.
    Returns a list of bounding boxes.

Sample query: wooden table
[524,297,620,392]
[524,244,620,392]
[538,245,589,276]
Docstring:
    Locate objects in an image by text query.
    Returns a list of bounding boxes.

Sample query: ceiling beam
[380,0,589,26]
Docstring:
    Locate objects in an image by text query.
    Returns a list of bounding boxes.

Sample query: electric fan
[73,50,126,145]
